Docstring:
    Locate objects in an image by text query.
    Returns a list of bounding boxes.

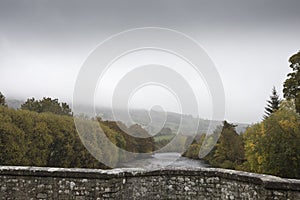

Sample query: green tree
[25,121,53,166]
[21,97,72,116]
[0,92,7,107]
[0,100,158,169]
[0,107,27,165]
[20,98,40,112]
[127,124,154,153]
[283,51,300,114]
[183,134,206,159]
[242,123,264,173]
[264,87,281,119]
[206,121,245,169]
[244,100,300,178]
[61,102,72,116]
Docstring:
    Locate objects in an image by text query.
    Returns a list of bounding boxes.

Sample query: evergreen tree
[203,121,245,169]
[21,97,72,116]
[263,87,281,119]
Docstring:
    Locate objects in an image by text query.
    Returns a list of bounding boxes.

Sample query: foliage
[156,133,188,153]
[21,97,72,116]
[204,121,245,169]
[154,134,174,143]
[156,127,173,136]
[0,92,7,107]
[184,121,245,170]
[243,100,300,178]
[99,120,155,155]
[127,124,154,153]
[153,127,176,150]
[184,101,300,179]
[183,134,206,159]
[263,87,281,119]
[283,51,300,114]
[0,104,155,169]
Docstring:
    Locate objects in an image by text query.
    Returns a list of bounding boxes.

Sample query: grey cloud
[0,0,300,123]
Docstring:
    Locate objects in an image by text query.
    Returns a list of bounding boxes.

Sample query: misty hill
[6,100,249,135]
[75,104,249,135]
[6,99,24,109]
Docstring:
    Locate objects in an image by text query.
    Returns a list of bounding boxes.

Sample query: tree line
[184,51,300,179]
[1,50,299,178]
[0,96,155,168]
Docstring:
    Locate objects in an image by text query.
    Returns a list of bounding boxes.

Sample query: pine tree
[263,87,281,119]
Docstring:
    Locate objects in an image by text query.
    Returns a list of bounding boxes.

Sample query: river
[119,152,210,169]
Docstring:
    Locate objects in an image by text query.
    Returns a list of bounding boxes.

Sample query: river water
[120,152,210,169]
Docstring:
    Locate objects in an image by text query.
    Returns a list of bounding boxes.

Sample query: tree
[283,51,300,114]
[20,98,40,112]
[263,87,281,119]
[24,121,53,166]
[243,100,300,178]
[21,97,72,116]
[183,134,206,159]
[0,92,7,107]
[200,121,245,169]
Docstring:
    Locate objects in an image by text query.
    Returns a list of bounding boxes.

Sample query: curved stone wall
[0,166,300,199]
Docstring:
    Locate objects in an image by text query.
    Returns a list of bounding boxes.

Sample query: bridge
[1,166,300,199]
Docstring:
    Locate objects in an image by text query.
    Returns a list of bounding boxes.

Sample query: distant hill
[74,104,249,135]
[7,100,249,135]
[6,99,249,134]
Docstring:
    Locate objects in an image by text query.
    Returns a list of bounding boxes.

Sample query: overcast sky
[0,0,299,123]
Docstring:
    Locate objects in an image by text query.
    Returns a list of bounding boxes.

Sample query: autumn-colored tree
[243,100,300,178]
[0,106,114,168]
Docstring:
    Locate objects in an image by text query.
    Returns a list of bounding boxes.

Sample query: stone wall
[0,166,300,199]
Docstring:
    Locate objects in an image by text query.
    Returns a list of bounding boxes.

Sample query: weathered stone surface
[0,166,299,199]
